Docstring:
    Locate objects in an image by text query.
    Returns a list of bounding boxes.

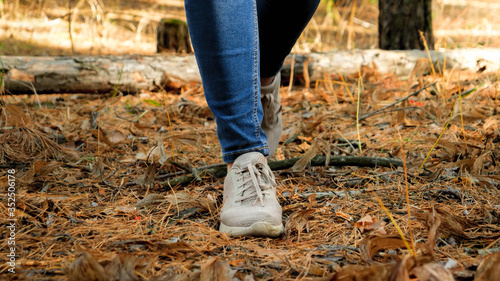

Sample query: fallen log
[162,155,403,187]
[2,48,500,95]
[1,55,200,95]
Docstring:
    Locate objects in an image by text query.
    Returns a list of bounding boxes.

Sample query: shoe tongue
[233,152,267,168]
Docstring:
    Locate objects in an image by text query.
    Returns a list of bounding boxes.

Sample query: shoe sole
[220,221,284,238]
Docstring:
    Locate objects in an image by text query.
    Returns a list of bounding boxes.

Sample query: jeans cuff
[222,146,270,163]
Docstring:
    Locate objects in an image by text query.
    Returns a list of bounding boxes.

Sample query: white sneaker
[261,73,282,158]
[220,152,283,237]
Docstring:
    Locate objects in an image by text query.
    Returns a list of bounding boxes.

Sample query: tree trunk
[379,0,434,50]
[157,19,193,54]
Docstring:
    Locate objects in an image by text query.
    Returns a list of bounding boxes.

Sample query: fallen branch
[162,155,403,187]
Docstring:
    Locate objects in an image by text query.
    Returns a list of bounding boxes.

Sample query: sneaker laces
[236,163,276,206]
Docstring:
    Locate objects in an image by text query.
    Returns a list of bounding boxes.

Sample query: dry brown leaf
[22,161,62,183]
[354,215,386,234]
[331,263,393,281]
[292,137,319,172]
[158,241,194,253]
[354,215,373,227]
[164,191,217,213]
[135,163,156,187]
[302,115,326,136]
[89,129,114,147]
[285,208,315,240]
[158,141,170,165]
[475,252,500,281]
[200,257,233,281]
[150,271,201,281]
[482,116,500,131]
[0,104,32,126]
[415,207,475,239]
[91,157,106,178]
[359,235,410,262]
[410,58,432,83]
[472,151,491,175]
[425,208,441,256]
[452,101,489,122]
[388,255,415,281]
[67,252,108,281]
[412,263,455,281]
[135,193,166,209]
[108,130,127,144]
[104,254,148,281]
[432,138,461,160]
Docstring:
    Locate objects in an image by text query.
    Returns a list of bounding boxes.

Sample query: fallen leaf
[285,208,315,240]
[164,191,217,214]
[388,254,415,281]
[104,254,148,281]
[354,215,386,234]
[135,163,156,187]
[108,130,127,144]
[359,235,410,262]
[135,193,166,209]
[200,257,234,281]
[475,252,500,281]
[91,157,105,178]
[331,263,393,281]
[90,129,114,147]
[67,252,107,281]
[0,104,32,126]
[292,137,319,172]
[425,207,441,256]
[412,263,455,281]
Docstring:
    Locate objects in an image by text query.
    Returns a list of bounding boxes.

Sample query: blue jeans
[185,0,320,163]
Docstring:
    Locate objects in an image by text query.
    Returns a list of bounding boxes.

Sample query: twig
[317,244,360,253]
[359,82,436,121]
[102,168,117,182]
[68,0,75,55]
[162,155,403,187]
[368,106,433,118]
[299,189,362,199]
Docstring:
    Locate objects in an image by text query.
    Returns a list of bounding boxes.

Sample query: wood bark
[162,155,403,187]
[2,48,499,95]
[379,0,434,50]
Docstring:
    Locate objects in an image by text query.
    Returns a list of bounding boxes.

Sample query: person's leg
[257,0,321,157]
[184,0,269,164]
[257,0,321,80]
[185,0,283,237]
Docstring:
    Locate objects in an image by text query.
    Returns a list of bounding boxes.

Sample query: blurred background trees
[0,0,499,56]
[378,0,434,50]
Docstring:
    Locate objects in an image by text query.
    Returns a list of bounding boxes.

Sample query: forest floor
[0,59,499,280]
[1,0,500,280]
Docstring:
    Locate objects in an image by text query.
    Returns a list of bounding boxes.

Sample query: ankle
[261,76,275,87]
[227,162,233,172]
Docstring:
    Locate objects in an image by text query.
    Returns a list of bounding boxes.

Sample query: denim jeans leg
[184,0,269,163]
